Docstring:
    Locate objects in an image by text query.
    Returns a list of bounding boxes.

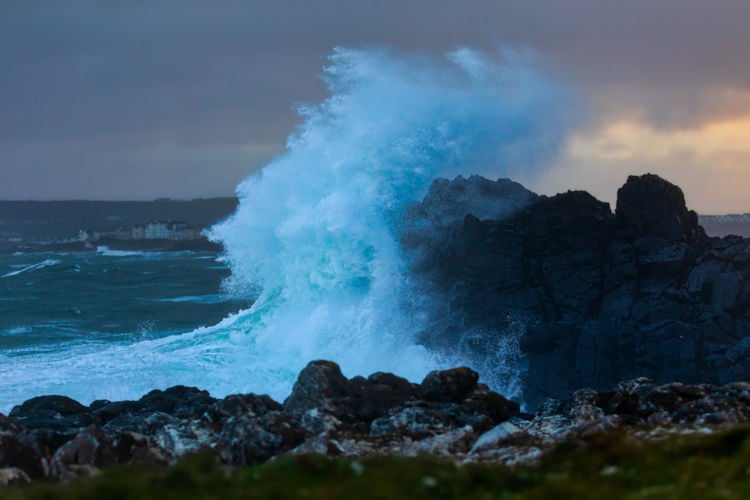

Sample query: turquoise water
[0,250,247,352]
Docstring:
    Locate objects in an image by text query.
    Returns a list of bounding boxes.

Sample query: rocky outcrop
[409,173,750,408]
[4,363,750,484]
[0,362,518,482]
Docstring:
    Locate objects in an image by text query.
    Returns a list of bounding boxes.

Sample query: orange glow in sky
[534,117,750,214]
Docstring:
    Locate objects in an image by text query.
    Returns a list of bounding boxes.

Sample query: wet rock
[349,372,419,420]
[51,425,117,479]
[136,386,216,417]
[421,367,479,403]
[93,386,216,425]
[284,360,350,416]
[219,412,305,465]
[207,394,282,421]
[9,395,97,440]
[462,384,520,423]
[284,362,418,425]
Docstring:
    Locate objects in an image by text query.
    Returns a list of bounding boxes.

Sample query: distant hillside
[0,198,238,242]
[699,214,750,238]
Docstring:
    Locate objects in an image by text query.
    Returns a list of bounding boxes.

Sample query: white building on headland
[78,221,201,242]
[144,221,169,239]
[144,221,199,240]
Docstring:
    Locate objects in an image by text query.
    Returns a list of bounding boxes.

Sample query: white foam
[95,246,147,257]
[2,259,60,278]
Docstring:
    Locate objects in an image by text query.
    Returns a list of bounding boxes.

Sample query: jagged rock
[284,360,350,416]
[207,394,282,421]
[616,173,707,246]
[284,361,419,425]
[299,408,342,434]
[51,425,117,479]
[113,431,170,466]
[470,421,526,453]
[5,363,750,482]
[103,411,178,437]
[343,375,416,423]
[370,402,491,439]
[219,412,304,465]
[462,384,520,423]
[135,386,216,417]
[93,386,216,425]
[150,420,216,458]
[408,173,750,407]
[370,406,449,439]
[420,367,479,403]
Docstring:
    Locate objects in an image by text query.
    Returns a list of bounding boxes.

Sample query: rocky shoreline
[4,173,750,491]
[3,360,750,486]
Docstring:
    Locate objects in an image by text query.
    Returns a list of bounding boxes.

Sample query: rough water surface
[0,48,570,412]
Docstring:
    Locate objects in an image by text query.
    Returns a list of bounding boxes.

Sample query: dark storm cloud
[1,1,748,199]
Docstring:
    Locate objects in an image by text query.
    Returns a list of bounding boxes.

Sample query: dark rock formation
[420,367,479,403]
[4,363,750,483]
[0,362,518,482]
[409,173,750,408]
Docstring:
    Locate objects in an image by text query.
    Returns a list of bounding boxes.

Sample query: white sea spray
[0,47,570,412]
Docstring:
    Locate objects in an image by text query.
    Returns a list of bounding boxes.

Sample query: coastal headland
[3,173,750,495]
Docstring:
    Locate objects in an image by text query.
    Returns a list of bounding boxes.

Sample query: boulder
[51,425,117,479]
[284,361,350,416]
[420,367,479,403]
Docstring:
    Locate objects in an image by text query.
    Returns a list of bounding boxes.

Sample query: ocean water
[0,250,250,412]
[0,250,246,351]
[0,48,569,413]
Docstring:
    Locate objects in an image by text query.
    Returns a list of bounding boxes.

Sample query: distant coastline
[0,198,237,252]
[2,198,749,253]
[0,238,224,254]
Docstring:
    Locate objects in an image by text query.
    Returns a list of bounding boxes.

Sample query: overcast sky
[2,1,749,212]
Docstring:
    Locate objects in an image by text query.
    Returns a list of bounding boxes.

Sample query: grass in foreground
[4,426,750,499]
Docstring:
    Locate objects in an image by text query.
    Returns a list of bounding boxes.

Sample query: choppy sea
[0,249,247,352]
[1,47,562,413]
